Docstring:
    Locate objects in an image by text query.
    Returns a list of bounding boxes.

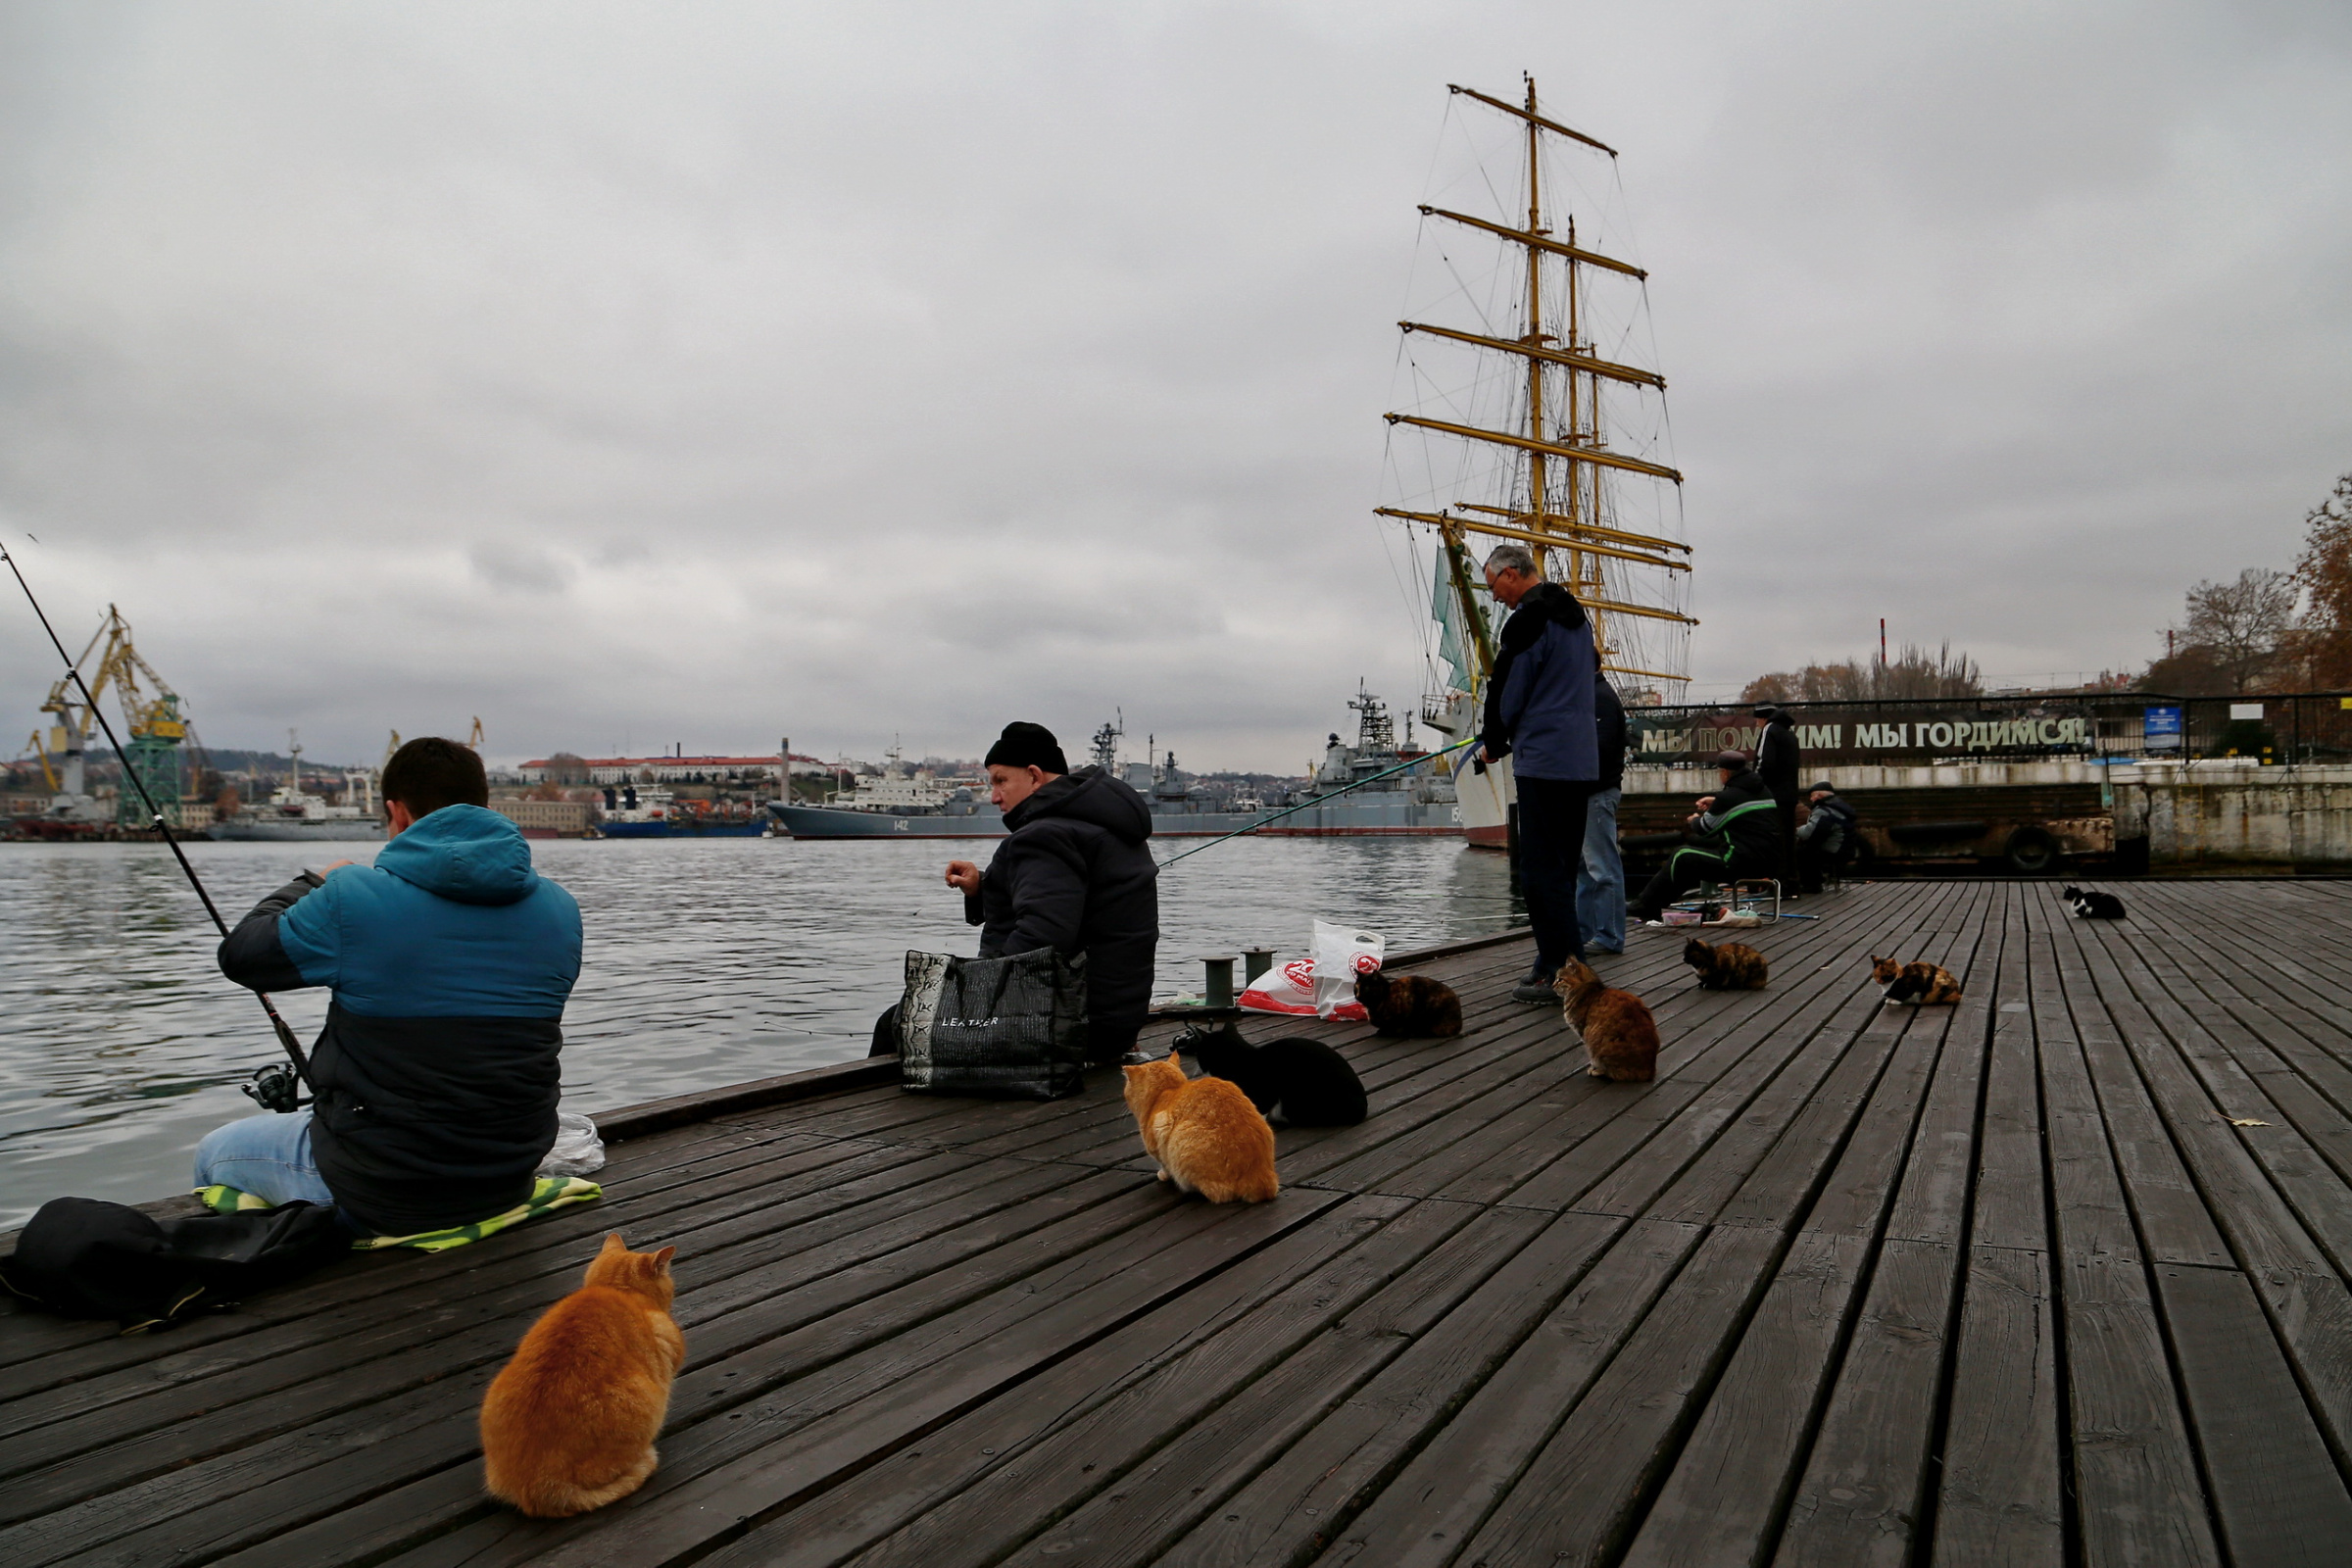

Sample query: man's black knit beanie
[985,722,1069,775]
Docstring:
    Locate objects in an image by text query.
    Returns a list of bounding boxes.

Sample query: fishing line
[1154,735,1480,871]
[1,541,315,1106]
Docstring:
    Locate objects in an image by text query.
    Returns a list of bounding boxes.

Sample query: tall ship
[766,694,1460,841]
[1381,79,1693,846]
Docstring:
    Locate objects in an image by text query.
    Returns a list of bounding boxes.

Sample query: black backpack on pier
[0,1196,350,1332]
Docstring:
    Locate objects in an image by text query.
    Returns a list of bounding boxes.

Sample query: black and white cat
[1173,1020,1367,1126]
[2063,885,2128,919]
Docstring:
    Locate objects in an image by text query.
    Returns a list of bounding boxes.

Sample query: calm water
[0,836,1518,1227]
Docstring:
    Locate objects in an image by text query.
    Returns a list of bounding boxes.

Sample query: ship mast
[1378,75,1695,692]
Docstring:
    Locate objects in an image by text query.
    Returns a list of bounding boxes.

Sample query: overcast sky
[3,1,2347,773]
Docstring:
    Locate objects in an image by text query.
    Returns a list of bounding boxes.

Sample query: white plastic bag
[1237,921,1388,1022]
[1311,920,1386,1018]
[1239,956,1331,1018]
[537,1109,607,1178]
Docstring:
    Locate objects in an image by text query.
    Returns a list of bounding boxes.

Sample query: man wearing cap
[1753,705,1802,893]
[942,723,1159,1064]
[1795,780,1858,893]
[1628,749,1783,923]
[1477,544,1601,1004]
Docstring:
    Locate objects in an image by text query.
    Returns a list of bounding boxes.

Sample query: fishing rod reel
[241,1061,309,1114]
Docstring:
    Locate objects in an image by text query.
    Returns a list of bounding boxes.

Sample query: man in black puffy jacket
[944,722,1159,1064]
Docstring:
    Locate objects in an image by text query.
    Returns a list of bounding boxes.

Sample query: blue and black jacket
[218,805,583,1236]
[1480,583,1599,783]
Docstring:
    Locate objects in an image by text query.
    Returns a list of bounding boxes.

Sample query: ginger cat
[1122,1052,1280,1203]
[480,1233,684,1518]
[1552,957,1660,1082]
[1869,956,1963,1005]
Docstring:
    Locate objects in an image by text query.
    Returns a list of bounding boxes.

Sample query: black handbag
[0,1196,351,1332]
[895,946,1089,1100]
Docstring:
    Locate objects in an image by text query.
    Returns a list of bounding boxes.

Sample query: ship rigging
[1380,76,1692,695]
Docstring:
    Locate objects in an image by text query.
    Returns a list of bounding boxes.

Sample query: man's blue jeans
[193,1110,336,1207]
[1577,786,1626,954]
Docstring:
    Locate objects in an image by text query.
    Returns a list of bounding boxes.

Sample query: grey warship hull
[768,797,1462,841]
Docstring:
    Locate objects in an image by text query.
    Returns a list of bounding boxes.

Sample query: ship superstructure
[1378,78,1692,844]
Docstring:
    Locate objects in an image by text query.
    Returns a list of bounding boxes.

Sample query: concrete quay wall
[1625,760,2352,866]
[2110,763,2352,867]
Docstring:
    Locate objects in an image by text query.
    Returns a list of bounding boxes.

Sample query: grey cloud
[1,1,2346,767]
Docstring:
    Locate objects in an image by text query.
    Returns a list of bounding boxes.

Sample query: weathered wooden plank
[987,1207,1567,1568]
[2053,1250,2222,1568]
[1144,1211,1629,1568]
[1312,1217,1706,1568]
[1931,1244,2064,1567]
[1451,1223,1788,1568]
[1771,1240,1958,1568]
[1618,1230,1875,1568]
[2155,1260,2352,1567]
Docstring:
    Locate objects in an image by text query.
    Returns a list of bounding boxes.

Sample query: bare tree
[1740,643,1982,705]
[2295,471,2352,687]
[2180,567,2295,693]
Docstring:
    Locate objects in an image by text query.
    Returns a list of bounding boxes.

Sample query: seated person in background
[197,738,584,1236]
[1628,749,1783,923]
[941,721,1159,1066]
[1795,780,1858,893]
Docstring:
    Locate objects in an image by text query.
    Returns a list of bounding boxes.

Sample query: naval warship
[767,693,1461,841]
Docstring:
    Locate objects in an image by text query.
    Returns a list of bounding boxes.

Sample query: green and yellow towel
[194,1175,603,1252]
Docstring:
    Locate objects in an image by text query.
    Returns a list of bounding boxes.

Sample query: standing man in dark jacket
[198,738,583,1237]
[1575,662,1629,956]
[1477,545,1599,1003]
[1753,705,1802,893]
[944,722,1158,1063]
[1629,750,1783,922]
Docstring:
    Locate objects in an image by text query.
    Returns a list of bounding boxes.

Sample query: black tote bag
[896,946,1089,1100]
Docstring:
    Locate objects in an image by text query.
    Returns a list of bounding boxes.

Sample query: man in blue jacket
[196,738,583,1236]
[1478,544,1600,1003]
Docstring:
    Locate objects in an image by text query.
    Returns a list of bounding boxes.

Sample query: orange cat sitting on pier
[479,1233,685,1518]
[1122,1052,1280,1202]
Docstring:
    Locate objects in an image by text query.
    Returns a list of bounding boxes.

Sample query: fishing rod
[1,541,314,1110]
[1156,734,1482,869]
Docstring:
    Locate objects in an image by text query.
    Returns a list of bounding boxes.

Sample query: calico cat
[2063,885,2128,919]
[1683,938,1770,991]
[1869,956,1964,1005]
[479,1233,685,1518]
[1176,1020,1367,1126]
[1550,957,1659,1082]
[1122,1052,1281,1202]
[1353,970,1464,1038]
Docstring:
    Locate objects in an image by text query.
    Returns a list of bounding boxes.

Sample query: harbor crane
[32,605,200,828]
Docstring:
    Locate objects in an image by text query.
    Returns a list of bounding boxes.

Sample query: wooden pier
[7,879,2352,1566]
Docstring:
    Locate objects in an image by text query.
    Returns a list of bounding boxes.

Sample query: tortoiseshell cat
[1683,938,1770,991]
[1176,1020,1367,1126]
[1869,956,1964,1005]
[1551,957,1659,1082]
[1354,970,1464,1038]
